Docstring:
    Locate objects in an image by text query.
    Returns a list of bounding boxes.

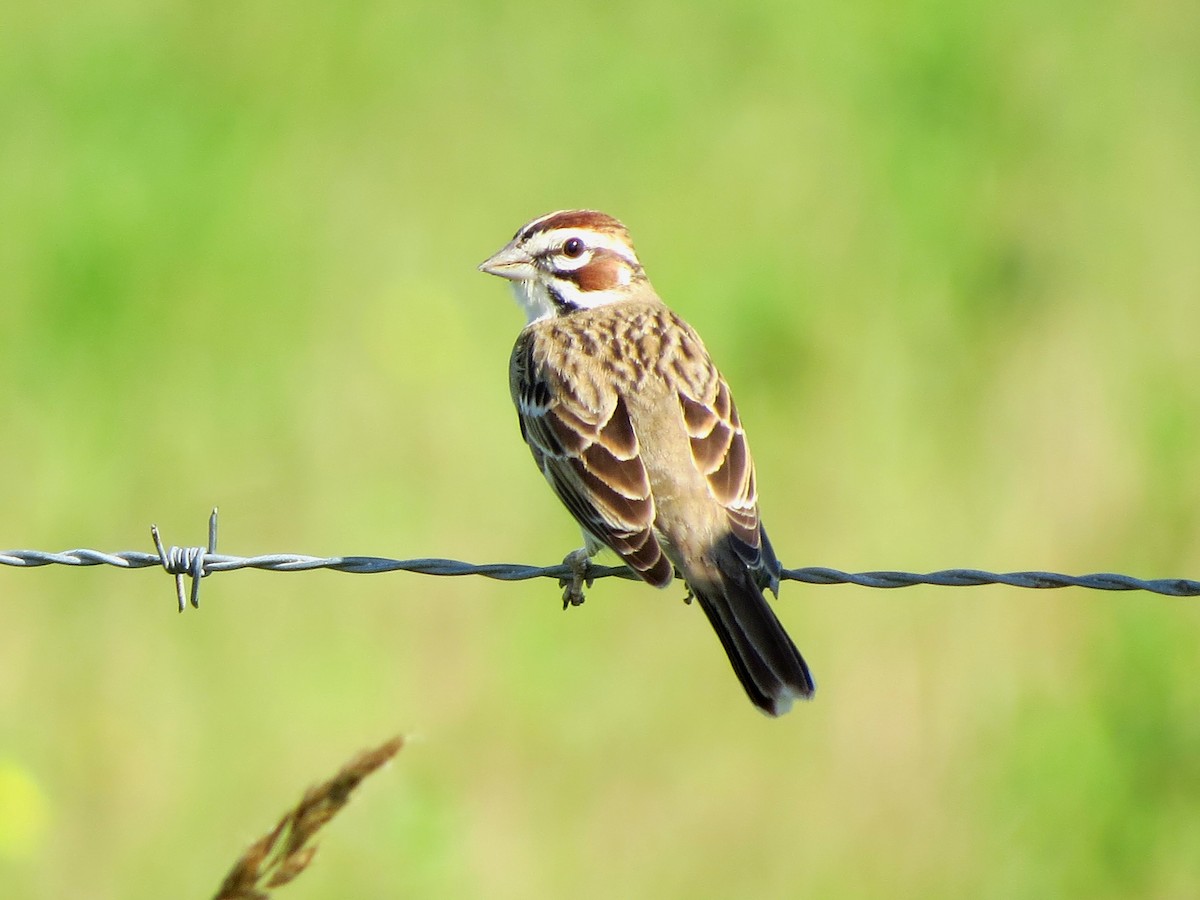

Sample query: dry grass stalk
[213,735,405,899]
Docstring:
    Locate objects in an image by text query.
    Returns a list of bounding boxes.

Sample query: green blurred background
[2,1,1199,896]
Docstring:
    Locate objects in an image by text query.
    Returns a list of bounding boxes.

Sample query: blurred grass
[1,0,1199,897]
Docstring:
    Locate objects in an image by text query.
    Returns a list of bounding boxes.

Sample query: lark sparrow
[479,210,814,716]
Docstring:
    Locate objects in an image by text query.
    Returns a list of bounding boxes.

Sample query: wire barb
[2,509,1198,605]
[151,507,219,611]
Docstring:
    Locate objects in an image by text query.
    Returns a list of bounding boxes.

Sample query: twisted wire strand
[2,508,1197,607]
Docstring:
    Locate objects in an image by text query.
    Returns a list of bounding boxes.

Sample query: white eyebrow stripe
[529,228,640,267]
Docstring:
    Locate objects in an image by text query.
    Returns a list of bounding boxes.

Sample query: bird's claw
[559,548,594,610]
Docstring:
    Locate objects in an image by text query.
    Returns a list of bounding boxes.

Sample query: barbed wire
[3,508,1197,611]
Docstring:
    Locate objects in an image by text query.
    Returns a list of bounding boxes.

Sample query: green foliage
[1,1,1198,896]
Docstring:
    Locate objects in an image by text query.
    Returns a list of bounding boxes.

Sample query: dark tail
[693,569,815,716]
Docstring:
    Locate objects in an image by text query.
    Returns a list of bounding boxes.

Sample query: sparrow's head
[479,209,647,323]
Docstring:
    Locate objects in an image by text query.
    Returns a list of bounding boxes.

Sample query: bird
[478,209,814,716]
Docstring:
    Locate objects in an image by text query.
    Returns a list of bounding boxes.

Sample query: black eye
[562,237,585,258]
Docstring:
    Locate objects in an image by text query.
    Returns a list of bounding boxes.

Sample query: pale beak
[478,241,536,281]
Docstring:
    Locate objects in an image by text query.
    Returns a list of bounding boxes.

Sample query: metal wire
[2,508,1197,608]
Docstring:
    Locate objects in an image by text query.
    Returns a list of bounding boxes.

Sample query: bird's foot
[559,548,594,610]
[682,583,695,605]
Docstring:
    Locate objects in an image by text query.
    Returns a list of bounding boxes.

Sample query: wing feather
[511,332,673,587]
[676,367,772,580]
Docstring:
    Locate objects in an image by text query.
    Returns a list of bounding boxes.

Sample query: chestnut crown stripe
[517,209,631,243]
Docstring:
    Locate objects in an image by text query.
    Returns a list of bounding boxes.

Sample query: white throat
[510,277,628,324]
[512,280,558,324]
